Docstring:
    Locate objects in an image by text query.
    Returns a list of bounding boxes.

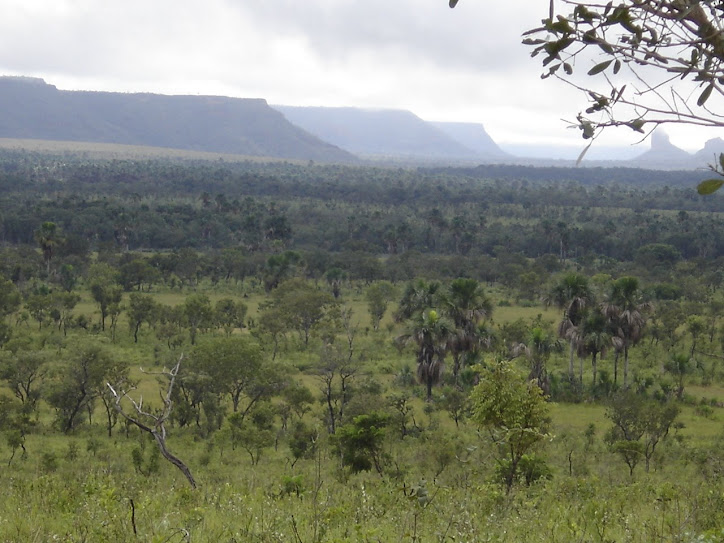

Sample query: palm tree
[395,279,442,322]
[549,273,593,381]
[603,277,651,388]
[576,308,610,389]
[441,278,493,384]
[511,326,561,396]
[398,309,453,401]
[34,221,62,276]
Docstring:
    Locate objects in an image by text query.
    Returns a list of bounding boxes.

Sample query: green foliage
[495,453,552,487]
[225,410,275,465]
[88,262,122,332]
[288,422,318,465]
[262,278,335,346]
[332,413,389,475]
[470,362,550,490]
[46,341,124,433]
[214,297,247,336]
[0,277,21,318]
[279,474,306,497]
[365,281,396,330]
[183,293,213,345]
[605,392,680,475]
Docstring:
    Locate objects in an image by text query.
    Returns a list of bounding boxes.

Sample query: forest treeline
[0,150,722,273]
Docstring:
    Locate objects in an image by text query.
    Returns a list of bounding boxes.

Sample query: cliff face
[0,77,356,162]
[695,137,724,162]
[274,105,487,159]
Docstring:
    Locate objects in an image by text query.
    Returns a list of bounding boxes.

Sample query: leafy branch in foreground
[450,0,724,193]
[107,355,197,489]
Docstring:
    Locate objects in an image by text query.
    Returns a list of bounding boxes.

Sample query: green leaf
[613,59,621,74]
[580,121,595,139]
[629,119,645,133]
[697,83,715,107]
[588,60,613,76]
[598,42,614,54]
[697,179,724,195]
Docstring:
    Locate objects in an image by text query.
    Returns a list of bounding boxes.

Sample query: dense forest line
[1,150,722,272]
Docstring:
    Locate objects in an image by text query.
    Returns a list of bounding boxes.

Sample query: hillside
[0,76,355,162]
[273,105,481,160]
[430,121,510,159]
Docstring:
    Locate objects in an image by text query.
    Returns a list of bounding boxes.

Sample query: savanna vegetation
[0,147,723,541]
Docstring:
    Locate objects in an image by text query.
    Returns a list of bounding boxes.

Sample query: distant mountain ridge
[0,76,721,167]
[430,121,510,159]
[0,77,355,162]
[274,105,506,160]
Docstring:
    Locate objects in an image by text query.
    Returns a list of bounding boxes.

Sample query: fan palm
[34,221,62,276]
[442,278,493,384]
[395,279,442,322]
[603,277,652,388]
[398,309,453,401]
[577,308,610,388]
[549,273,593,380]
[511,326,561,396]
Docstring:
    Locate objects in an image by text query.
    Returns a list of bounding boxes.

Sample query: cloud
[0,0,720,150]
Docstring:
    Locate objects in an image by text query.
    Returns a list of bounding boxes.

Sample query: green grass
[3,282,724,542]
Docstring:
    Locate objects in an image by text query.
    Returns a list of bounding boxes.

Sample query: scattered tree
[470,362,550,491]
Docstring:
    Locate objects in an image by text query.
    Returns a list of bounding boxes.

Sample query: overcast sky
[1,0,722,155]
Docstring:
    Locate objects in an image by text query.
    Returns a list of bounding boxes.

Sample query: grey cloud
[230,0,543,73]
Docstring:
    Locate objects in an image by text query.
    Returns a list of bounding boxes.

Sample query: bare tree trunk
[107,356,197,489]
[568,339,575,380]
[614,351,619,386]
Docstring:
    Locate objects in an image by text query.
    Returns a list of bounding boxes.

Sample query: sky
[1,0,722,157]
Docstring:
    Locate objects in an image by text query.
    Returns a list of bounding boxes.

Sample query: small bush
[40,451,58,473]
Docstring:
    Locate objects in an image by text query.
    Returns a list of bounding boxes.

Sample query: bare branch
[106,354,197,489]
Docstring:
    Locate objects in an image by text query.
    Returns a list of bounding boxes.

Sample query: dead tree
[107,355,197,489]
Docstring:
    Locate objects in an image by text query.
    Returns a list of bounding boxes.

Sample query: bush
[332,413,389,475]
[40,451,58,473]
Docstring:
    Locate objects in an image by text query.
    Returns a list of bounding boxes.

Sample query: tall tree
[0,350,48,409]
[365,281,396,331]
[398,309,453,401]
[46,342,121,433]
[603,277,651,388]
[127,293,158,343]
[470,361,550,492]
[550,273,593,381]
[189,337,284,416]
[395,279,442,322]
[442,278,493,385]
[576,308,611,389]
[266,278,334,346]
[183,293,213,345]
[34,222,63,276]
[214,298,248,336]
[0,278,20,319]
[88,263,122,332]
[511,326,561,396]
